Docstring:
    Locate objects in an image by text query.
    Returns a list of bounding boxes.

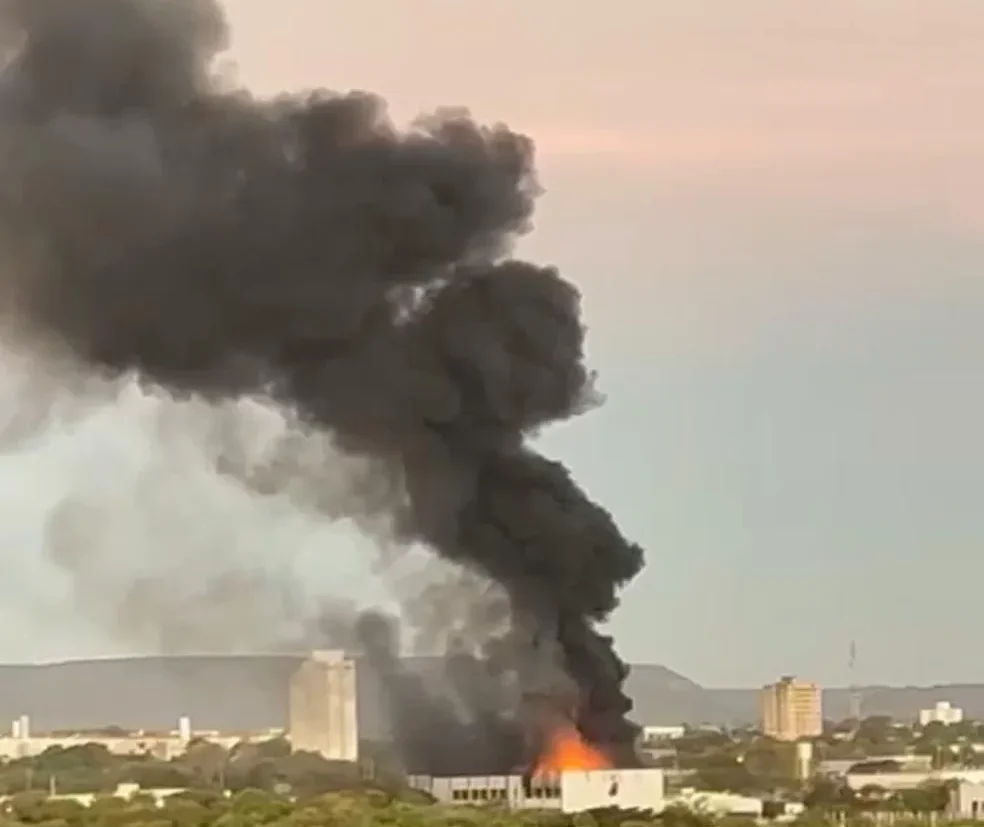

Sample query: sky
[0,0,982,689]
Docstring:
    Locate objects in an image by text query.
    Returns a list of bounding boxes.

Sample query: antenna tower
[848,639,862,723]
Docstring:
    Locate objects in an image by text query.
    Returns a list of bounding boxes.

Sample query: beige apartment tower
[288,650,359,762]
[759,676,822,741]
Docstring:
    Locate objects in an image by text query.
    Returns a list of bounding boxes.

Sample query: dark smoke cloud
[357,611,526,777]
[0,0,644,770]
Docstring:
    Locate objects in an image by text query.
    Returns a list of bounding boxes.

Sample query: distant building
[0,783,202,808]
[846,767,984,793]
[288,650,358,762]
[818,755,932,778]
[919,701,963,727]
[948,781,984,819]
[0,715,265,761]
[670,788,767,817]
[795,741,814,780]
[759,676,822,741]
[639,725,686,743]
[408,768,665,813]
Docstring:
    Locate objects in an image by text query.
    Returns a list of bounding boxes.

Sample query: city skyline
[0,1,982,688]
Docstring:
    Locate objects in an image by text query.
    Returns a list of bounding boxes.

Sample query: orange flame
[533,723,612,775]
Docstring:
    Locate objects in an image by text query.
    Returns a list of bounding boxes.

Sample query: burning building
[407,688,663,813]
[408,769,665,814]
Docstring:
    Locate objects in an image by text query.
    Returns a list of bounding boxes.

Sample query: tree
[740,738,796,791]
[855,784,889,812]
[34,744,117,772]
[4,791,49,823]
[228,738,290,769]
[165,789,227,809]
[658,803,715,827]
[179,739,228,788]
[802,776,854,812]
[673,730,732,757]
[121,760,193,790]
[222,788,291,824]
[690,754,758,794]
[857,716,894,742]
[35,798,86,825]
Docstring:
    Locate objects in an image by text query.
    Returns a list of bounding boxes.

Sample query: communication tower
[848,639,862,723]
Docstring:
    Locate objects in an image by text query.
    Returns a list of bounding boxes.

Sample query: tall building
[919,701,963,726]
[759,676,822,741]
[288,650,359,762]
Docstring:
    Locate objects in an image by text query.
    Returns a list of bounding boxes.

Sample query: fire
[533,723,613,775]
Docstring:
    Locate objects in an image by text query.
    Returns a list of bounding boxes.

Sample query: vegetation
[0,789,728,827]
[0,737,395,798]
[801,774,953,816]
[0,716,980,826]
[808,716,984,768]
[640,714,984,797]
[0,787,979,827]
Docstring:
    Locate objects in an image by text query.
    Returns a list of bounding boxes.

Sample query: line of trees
[0,737,402,798]
[0,789,978,827]
[0,733,966,826]
[803,776,953,817]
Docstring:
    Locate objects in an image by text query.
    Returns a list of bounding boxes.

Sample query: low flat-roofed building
[670,788,764,817]
[818,755,932,777]
[949,781,984,819]
[640,725,685,743]
[0,715,272,761]
[409,768,665,814]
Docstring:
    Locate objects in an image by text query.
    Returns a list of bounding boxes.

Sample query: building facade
[846,768,984,793]
[288,650,359,762]
[948,781,984,819]
[919,701,963,726]
[0,715,257,761]
[670,788,767,817]
[759,676,822,741]
[408,768,665,814]
[639,725,686,744]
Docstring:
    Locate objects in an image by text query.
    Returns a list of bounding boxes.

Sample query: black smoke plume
[0,0,644,771]
[357,611,527,776]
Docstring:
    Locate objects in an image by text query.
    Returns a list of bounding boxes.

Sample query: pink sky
[201,0,984,370]
[221,0,984,230]
[1,0,983,685]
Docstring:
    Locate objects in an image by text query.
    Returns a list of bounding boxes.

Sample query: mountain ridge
[0,656,976,732]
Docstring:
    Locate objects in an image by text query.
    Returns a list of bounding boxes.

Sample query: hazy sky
[1,1,982,689]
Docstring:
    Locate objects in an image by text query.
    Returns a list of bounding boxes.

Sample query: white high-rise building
[919,701,963,726]
[177,716,192,743]
[288,650,359,762]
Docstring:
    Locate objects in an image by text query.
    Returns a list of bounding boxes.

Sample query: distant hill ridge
[0,656,976,732]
